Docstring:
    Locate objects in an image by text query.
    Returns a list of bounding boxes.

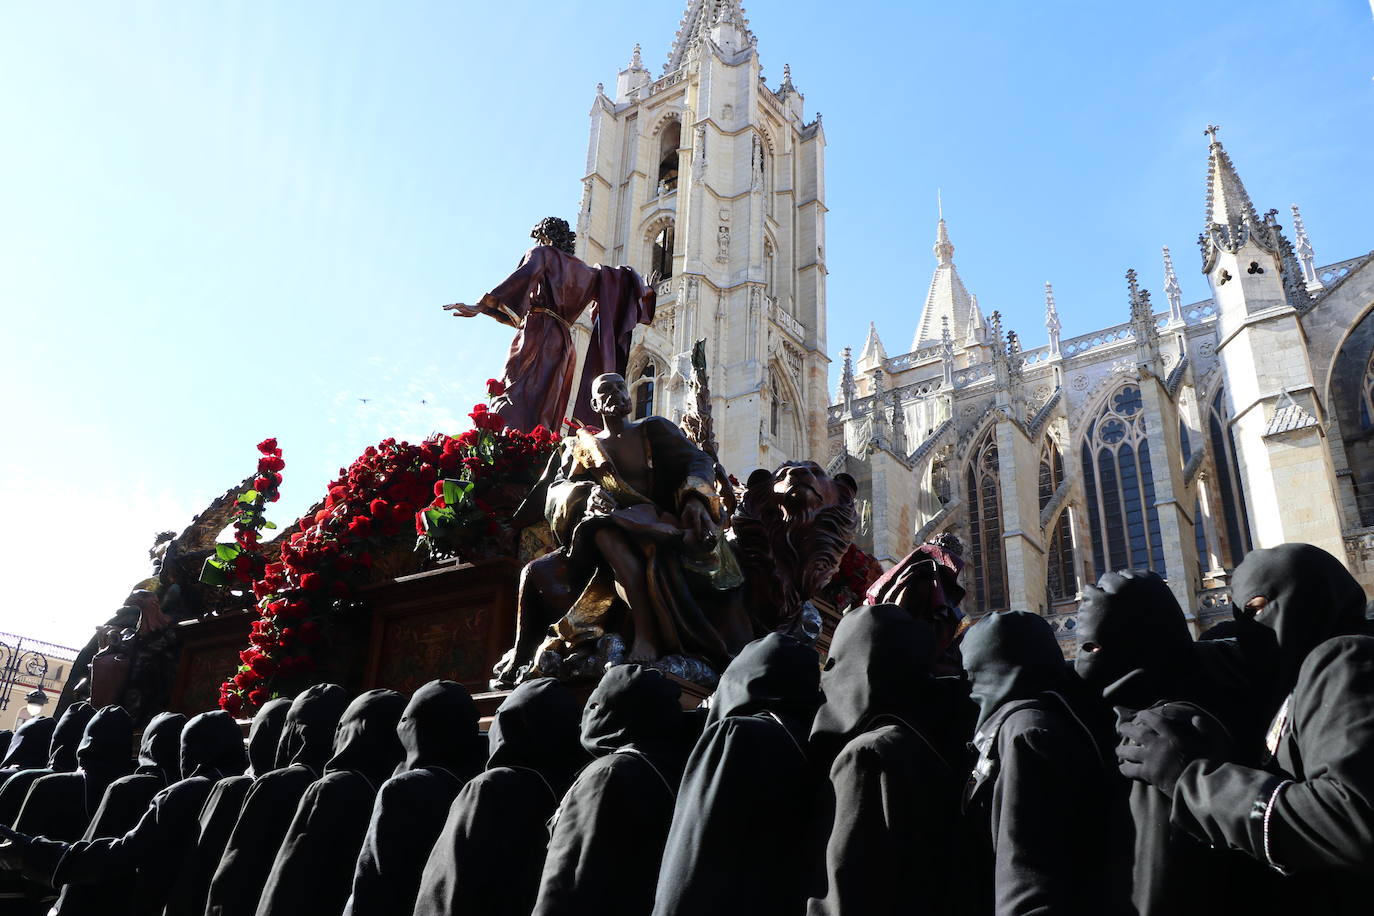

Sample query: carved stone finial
[1204,123,1221,143]
[630,43,643,70]
[1162,245,1185,323]
[1291,203,1320,289]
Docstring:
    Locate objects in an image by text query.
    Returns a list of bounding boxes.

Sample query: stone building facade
[829,129,1374,648]
[570,0,829,476]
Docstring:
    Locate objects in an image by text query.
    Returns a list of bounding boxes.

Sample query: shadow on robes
[205,683,349,916]
[343,681,486,916]
[533,664,687,916]
[15,706,135,843]
[167,697,290,916]
[50,712,186,916]
[0,710,247,916]
[652,633,822,916]
[962,611,1127,916]
[1159,544,1374,916]
[807,606,973,916]
[0,704,95,828]
[413,677,585,916]
[256,689,407,916]
[1075,570,1273,916]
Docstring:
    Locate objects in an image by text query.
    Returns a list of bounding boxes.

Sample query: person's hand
[1116,703,1230,795]
[443,302,482,317]
[586,486,617,518]
[680,497,719,550]
[0,824,29,872]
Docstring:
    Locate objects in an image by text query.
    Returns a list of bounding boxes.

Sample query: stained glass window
[1080,384,1167,580]
[1207,388,1252,566]
[1039,439,1078,602]
[967,431,1008,613]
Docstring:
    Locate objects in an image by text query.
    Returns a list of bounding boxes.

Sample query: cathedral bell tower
[572,0,829,476]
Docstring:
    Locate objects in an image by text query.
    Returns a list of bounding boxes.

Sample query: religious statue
[444,217,656,432]
[493,372,742,687]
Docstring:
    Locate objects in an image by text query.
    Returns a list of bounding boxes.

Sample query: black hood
[325,689,407,788]
[136,712,186,784]
[276,682,349,774]
[0,730,10,760]
[962,610,1068,730]
[245,697,291,776]
[487,678,585,794]
[706,633,821,729]
[180,710,249,781]
[1231,543,1369,696]
[1,716,54,770]
[811,604,937,757]
[580,663,684,758]
[397,679,483,775]
[49,702,96,771]
[1074,569,1196,707]
[76,705,134,775]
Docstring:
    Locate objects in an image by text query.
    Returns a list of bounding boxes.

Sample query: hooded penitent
[1075,569,1198,710]
[204,683,349,916]
[14,706,135,843]
[0,703,98,828]
[137,712,186,784]
[1162,544,1374,916]
[256,689,407,916]
[962,611,1128,916]
[170,697,289,916]
[343,681,485,916]
[807,605,974,916]
[653,634,822,916]
[533,664,686,916]
[2,710,247,916]
[413,677,585,916]
[1,716,53,772]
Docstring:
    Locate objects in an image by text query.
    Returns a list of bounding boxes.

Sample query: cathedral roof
[912,217,977,351]
[665,0,754,73]
[1204,125,1260,231]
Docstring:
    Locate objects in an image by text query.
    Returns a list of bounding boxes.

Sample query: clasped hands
[1115,702,1231,795]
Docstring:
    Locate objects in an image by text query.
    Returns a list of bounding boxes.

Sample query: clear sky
[2,1,1371,650]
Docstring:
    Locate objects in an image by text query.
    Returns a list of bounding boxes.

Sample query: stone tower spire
[665,0,754,72]
[1162,245,1185,324]
[838,346,856,414]
[857,321,888,375]
[911,214,977,351]
[1291,204,1321,289]
[1044,282,1061,356]
[1203,124,1260,233]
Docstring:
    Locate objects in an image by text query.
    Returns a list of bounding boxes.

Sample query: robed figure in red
[444,217,656,433]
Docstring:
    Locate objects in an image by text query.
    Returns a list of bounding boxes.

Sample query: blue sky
[3,1,1371,649]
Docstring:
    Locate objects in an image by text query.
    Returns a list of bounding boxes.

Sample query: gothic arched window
[1080,384,1167,580]
[658,121,681,194]
[1038,439,1078,603]
[1362,350,1374,430]
[966,431,1008,613]
[651,224,675,281]
[633,361,657,419]
[1207,388,1252,567]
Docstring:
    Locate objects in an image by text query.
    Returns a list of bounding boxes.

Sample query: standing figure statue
[444,217,656,432]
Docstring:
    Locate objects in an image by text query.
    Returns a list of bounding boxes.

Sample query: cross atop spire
[1203,124,1260,232]
[911,212,976,351]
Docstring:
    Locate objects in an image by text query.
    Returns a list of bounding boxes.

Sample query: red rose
[233,553,255,581]
[258,455,286,473]
[346,516,372,537]
[257,437,279,455]
[487,378,506,397]
[248,687,271,707]
[249,654,277,677]
[254,476,272,491]
[221,692,243,716]
[300,572,323,591]
[369,498,389,516]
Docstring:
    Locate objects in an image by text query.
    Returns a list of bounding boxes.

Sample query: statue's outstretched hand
[681,497,719,551]
[443,302,482,317]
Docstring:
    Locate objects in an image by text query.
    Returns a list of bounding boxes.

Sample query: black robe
[0,710,247,916]
[168,697,290,916]
[14,706,135,843]
[256,689,407,916]
[50,711,186,916]
[204,683,349,916]
[1161,544,1374,916]
[413,677,585,916]
[807,605,973,916]
[0,703,95,827]
[533,664,687,916]
[0,731,11,762]
[652,633,822,916]
[343,681,485,916]
[1075,570,1270,916]
[1,717,54,774]
[962,610,1127,916]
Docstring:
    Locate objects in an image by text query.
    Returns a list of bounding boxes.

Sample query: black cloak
[0,710,247,916]
[652,633,822,916]
[807,605,971,916]
[0,703,96,828]
[0,731,11,762]
[533,664,687,916]
[14,706,135,843]
[962,610,1126,916]
[204,683,349,916]
[49,712,186,916]
[168,697,290,916]
[413,677,586,916]
[1,717,53,773]
[343,680,485,916]
[1159,544,1374,916]
[256,688,407,916]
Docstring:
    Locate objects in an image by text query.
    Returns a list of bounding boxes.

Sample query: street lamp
[0,637,50,713]
[25,688,49,718]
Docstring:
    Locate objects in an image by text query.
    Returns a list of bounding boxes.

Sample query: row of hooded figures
[0,540,1371,916]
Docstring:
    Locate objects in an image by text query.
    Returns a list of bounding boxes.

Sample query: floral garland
[218,402,558,716]
[200,438,284,588]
